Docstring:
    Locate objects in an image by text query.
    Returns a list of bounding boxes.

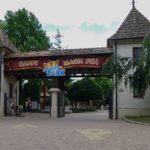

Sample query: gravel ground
[0,111,150,150]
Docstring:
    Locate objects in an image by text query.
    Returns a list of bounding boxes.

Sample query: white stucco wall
[115,43,150,118]
[0,52,19,117]
[117,43,141,57]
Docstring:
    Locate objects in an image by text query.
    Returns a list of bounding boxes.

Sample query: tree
[102,53,132,81]
[53,28,63,50]
[3,8,52,51]
[67,78,101,109]
[23,79,41,104]
[94,77,112,106]
[103,42,150,98]
[3,8,53,108]
[64,78,73,105]
[64,78,73,91]
[67,81,81,108]
[130,33,150,95]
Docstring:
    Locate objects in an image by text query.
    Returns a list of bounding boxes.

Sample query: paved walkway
[0,111,150,150]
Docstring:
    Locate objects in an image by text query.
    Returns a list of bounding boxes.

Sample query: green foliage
[3,8,52,51]
[94,77,112,104]
[130,33,150,94]
[94,77,112,92]
[67,78,101,104]
[72,108,96,113]
[3,8,53,107]
[67,80,82,103]
[23,79,40,100]
[3,8,51,108]
[22,79,41,109]
[41,79,52,90]
[22,78,52,108]
[102,53,132,80]
[64,78,73,91]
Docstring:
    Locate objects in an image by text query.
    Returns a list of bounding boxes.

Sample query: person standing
[25,97,32,118]
[11,102,15,116]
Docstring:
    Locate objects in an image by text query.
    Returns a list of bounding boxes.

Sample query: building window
[133,47,142,61]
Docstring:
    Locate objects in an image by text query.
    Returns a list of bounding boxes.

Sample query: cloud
[80,22,106,33]
[45,21,119,49]
[43,24,73,32]
[80,21,119,34]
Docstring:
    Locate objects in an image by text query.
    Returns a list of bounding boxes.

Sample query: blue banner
[43,65,65,76]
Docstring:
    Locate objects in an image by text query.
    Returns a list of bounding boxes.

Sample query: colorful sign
[5,57,108,71]
[43,65,65,76]
[5,60,49,71]
[59,57,107,68]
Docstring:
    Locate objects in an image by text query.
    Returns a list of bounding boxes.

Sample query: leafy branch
[102,53,132,81]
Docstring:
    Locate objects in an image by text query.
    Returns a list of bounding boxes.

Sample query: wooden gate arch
[4,47,113,118]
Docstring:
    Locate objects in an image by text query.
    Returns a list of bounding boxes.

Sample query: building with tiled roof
[108,2,150,119]
[109,7,150,40]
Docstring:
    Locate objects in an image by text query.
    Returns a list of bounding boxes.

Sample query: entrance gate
[4,48,113,118]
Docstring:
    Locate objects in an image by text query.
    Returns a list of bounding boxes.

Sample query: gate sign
[43,65,65,76]
[5,57,108,71]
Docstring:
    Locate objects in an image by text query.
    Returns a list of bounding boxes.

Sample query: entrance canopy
[4,47,113,78]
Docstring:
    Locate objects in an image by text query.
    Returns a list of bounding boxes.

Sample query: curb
[122,117,150,126]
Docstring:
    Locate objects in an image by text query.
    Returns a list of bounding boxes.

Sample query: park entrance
[4,47,113,118]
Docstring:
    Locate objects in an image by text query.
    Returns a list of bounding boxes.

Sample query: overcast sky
[0,0,149,49]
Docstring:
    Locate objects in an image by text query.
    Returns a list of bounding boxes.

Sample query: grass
[125,116,150,124]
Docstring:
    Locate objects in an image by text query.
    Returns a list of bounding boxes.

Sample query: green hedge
[72,108,96,113]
